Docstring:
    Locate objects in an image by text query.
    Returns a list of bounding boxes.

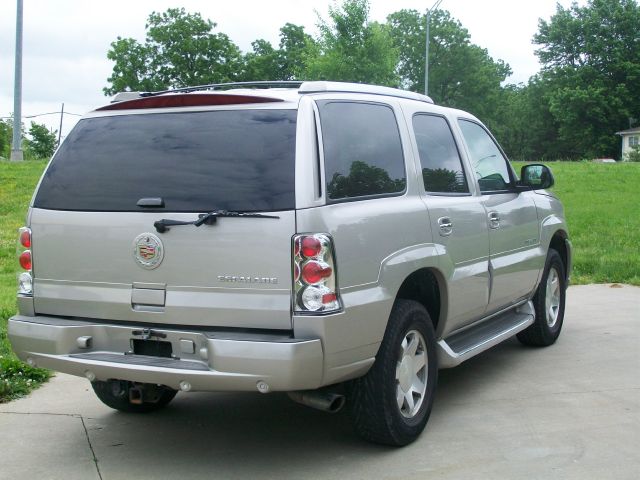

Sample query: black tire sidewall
[378,301,438,443]
[533,249,566,342]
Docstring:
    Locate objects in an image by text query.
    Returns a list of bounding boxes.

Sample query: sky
[0,0,583,140]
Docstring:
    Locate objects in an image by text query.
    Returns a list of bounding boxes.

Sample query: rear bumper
[8,315,324,392]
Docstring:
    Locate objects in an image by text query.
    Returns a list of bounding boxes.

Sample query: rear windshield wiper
[153,210,280,233]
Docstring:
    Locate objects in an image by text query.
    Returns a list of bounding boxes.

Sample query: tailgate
[30,209,294,329]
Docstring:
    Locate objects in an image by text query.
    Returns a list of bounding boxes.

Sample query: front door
[457,119,541,313]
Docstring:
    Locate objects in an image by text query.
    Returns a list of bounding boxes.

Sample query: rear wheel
[517,249,566,346]
[91,380,177,413]
[347,300,438,446]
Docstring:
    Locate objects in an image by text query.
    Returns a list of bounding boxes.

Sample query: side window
[458,119,512,193]
[318,101,406,201]
[412,114,469,194]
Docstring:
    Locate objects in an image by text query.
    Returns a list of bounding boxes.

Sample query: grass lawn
[0,160,51,402]
[0,160,639,402]
[514,161,640,286]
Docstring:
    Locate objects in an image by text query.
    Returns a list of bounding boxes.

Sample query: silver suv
[9,81,571,446]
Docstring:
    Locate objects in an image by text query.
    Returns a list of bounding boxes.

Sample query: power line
[1,110,82,120]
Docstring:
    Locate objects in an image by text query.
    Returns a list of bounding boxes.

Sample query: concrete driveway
[1,284,639,480]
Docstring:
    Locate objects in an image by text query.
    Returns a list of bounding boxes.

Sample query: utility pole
[424,0,443,97]
[57,103,64,146]
[10,0,24,161]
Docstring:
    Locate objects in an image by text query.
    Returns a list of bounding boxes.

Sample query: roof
[101,81,434,111]
[616,127,640,135]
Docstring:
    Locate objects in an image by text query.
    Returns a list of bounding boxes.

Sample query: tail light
[17,227,33,295]
[292,234,341,313]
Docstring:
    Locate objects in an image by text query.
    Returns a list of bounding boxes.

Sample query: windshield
[34,109,297,212]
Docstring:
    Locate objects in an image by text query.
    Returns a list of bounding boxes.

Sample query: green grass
[0,160,51,402]
[514,161,640,286]
[0,160,638,402]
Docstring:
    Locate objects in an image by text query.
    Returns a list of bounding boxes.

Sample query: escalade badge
[133,233,164,270]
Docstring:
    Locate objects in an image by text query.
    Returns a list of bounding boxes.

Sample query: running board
[437,301,535,368]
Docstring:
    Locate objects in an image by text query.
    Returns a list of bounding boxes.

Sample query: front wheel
[347,300,438,446]
[517,249,566,346]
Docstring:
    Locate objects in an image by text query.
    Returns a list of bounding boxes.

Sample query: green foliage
[0,119,12,159]
[0,160,52,403]
[528,0,640,159]
[422,168,464,193]
[387,9,511,127]
[25,122,57,160]
[278,23,315,80]
[626,145,640,162]
[104,8,244,94]
[243,24,315,81]
[327,160,405,198]
[0,357,50,403]
[304,0,399,85]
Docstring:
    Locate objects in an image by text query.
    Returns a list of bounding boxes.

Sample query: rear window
[34,109,297,212]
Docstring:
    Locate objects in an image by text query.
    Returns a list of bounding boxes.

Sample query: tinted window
[34,110,297,212]
[413,114,468,193]
[458,119,512,193]
[318,101,406,201]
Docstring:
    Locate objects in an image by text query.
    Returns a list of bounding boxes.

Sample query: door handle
[488,211,500,229]
[438,217,453,236]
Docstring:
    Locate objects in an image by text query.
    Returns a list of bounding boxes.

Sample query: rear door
[409,112,490,335]
[30,105,298,329]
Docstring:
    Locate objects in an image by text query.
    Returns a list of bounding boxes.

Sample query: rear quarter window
[317,101,406,202]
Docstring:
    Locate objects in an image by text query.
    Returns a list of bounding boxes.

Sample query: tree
[241,24,315,81]
[243,39,281,80]
[387,9,511,128]
[306,0,399,86]
[0,119,12,159]
[532,0,640,159]
[278,23,315,80]
[25,122,57,159]
[104,8,244,95]
[327,160,405,199]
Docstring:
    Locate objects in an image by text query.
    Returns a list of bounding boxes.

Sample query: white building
[616,127,640,160]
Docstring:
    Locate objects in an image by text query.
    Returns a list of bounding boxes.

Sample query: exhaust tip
[288,390,346,413]
[327,394,346,413]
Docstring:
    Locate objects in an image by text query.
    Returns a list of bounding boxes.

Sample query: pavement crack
[0,411,82,417]
[80,415,104,480]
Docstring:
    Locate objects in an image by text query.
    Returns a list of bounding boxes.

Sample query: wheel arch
[394,267,447,336]
[548,229,571,284]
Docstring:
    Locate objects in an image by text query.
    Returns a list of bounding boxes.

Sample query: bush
[625,145,640,162]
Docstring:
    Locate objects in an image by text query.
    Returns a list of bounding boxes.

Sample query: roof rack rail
[299,81,434,104]
[138,81,304,98]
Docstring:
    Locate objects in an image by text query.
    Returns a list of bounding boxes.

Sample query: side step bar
[437,301,535,368]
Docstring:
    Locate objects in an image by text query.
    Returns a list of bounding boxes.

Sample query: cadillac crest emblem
[133,233,164,270]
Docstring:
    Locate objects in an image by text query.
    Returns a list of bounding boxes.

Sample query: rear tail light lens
[19,251,32,270]
[301,261,332,284]
[293,234,341,313]
[17,226,33,295]
[19,227,31,248]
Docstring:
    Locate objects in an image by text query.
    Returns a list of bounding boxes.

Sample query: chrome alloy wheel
[395,329,428,418]
[545,267,561,328]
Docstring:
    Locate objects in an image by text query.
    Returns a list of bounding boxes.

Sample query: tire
[347,299,438,446]
[91,380,177,413]
[517,248,566,346]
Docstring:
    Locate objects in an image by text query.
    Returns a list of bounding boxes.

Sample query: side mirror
[519,164,554,190]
